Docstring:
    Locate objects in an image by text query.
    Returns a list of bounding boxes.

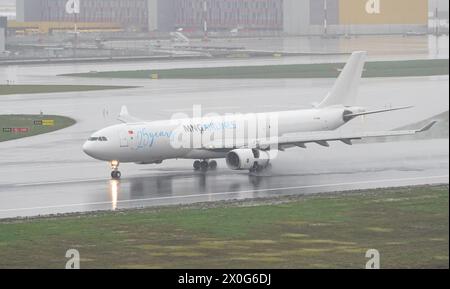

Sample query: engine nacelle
[226,149,276,170]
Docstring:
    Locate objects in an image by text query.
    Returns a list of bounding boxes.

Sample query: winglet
[416,121,438,133]
[118,105,140,123]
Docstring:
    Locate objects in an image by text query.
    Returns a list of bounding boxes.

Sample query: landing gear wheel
[193,160,201,171]
[209,160,217,170]
[110,160,121,179]
[200,160,209,171]
[249,164,259,173]
[249,163,271,174]
[111,171,121,179]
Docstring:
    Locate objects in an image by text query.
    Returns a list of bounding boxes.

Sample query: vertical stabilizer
[318,51,367,108]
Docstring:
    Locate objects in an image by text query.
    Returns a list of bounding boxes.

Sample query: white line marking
[13,178,108,187]
[11,171,189,187]
[0,175,448,214]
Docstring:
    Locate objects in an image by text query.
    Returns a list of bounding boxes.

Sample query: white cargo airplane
[83,51,436,179]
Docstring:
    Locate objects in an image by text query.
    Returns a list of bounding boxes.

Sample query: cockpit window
[88,136,108,141]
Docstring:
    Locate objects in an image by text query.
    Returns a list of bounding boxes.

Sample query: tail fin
[318,51,367,108]
[118,105,141,123]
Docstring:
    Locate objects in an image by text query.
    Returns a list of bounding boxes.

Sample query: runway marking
[12,178,109,187]
[11,171,189,187]
[0,175,448,214]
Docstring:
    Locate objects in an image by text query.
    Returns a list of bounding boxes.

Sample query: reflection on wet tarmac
[109,180,120,210]
[125,171,267,203]
[127,173,273,201]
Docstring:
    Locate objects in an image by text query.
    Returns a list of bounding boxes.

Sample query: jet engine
[226,149,276,171]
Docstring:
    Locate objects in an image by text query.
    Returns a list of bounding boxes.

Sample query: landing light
[110,160,119,169]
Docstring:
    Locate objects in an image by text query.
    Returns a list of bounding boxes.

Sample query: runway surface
[0,48,448,218]
[0,138,448,218]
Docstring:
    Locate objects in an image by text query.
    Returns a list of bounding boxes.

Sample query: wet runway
[0,53,448,218]
[0,138,448,218]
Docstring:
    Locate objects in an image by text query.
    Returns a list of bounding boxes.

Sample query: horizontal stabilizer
[344,106,413,121]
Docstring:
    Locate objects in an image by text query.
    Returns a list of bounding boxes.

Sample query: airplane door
[119,129,128,147]
[323,119,329,130]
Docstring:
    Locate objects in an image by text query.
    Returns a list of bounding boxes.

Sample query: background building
[13,0,430,35]
[429,0,449,19]
[172,0,283,31]
[147,0,176,32]
[15,0,283,32]
[16,0,150,30]
[284,0,429,35]
[0,0,16,20]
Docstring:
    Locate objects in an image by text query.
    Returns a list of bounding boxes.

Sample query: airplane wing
[202,121,437,151]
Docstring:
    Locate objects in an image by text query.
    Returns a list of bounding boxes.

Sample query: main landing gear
[110,160,121,180]
[193,160,217,172]
[249,163,272,174]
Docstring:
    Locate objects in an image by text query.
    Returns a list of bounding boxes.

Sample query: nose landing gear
[110,160,121,180]
[193,160,217,171]
[111,170,121,179]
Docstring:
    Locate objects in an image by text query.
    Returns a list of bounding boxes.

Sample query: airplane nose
[83,141,94,157]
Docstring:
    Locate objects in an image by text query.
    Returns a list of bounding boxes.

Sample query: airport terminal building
[15,0,429,35]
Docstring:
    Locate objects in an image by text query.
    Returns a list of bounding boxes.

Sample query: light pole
[203,0,208,41]
[65,0,80,56]
[435,0,440,36]
[324,0,328,36]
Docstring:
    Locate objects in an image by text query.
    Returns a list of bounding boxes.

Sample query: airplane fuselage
[83,106,352,164]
